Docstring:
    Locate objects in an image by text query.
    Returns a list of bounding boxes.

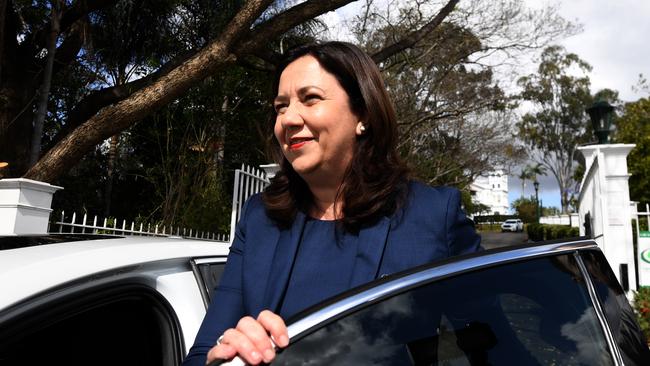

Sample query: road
[479,231,528,250]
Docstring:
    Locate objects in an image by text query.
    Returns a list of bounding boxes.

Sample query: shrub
[527,223,580,241]
[633,287,650,342]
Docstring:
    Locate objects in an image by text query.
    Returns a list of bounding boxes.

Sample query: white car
[501,218,524,232]
[0,234,230,366]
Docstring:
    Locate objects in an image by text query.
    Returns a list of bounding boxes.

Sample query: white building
[469,170,509,215]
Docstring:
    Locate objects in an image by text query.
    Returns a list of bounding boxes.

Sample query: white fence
[539,214,579,227]
[53,211,229,242]
[229,164,271,241]
[49,163,271,244]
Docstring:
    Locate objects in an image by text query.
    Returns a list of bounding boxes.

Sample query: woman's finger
[206,341,236,365]
[229,321,270,364]
[257,310,289,348]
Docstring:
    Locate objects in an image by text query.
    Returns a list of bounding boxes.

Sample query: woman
[183,41,480,366]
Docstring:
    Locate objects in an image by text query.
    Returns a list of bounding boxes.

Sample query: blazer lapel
[349,216,391,288]
[263,211,307,312]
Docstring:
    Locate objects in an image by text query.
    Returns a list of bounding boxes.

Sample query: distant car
[222,239,650,366]
[0,234,230,366]
[501,218,524,232]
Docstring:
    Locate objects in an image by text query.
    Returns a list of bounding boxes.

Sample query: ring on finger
[216,334,225,346]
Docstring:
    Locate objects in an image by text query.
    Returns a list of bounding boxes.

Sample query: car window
[0,284,183,366]
[192,258,227,306]
[580,250,650,364]
[273,254,614,365]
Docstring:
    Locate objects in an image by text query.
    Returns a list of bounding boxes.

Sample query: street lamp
[586,99,615,144]
[533,180,540,223]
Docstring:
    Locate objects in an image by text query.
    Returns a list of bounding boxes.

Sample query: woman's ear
[356,122,367,136]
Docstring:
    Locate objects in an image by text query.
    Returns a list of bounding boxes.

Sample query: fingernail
[263,349,275,361]
[279,335,289,347]
[251,351,262,362]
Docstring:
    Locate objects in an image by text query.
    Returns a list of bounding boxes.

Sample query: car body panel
[0,235,230,310]
[0,234,230,356]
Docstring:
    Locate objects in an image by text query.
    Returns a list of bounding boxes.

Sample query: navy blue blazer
[183,181,481,365]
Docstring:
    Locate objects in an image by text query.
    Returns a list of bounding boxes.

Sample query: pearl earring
[359,124,366,133]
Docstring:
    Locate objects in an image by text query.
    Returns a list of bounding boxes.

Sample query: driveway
[479,231,528,250]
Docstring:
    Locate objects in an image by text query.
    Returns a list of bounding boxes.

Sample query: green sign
[642,249,650,264]
[641,231,650,238]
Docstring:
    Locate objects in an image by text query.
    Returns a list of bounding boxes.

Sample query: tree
[2,0,469,182]
[517,45,593,213]
[613,97,650,203]
[511,197,536,223]
[517,166,533,198]
[350,0,575,188]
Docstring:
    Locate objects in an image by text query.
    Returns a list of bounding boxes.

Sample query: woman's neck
[307,180,343,221]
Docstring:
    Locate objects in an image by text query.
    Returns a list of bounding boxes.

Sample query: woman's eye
[274,104,287,113]
[304,94,321,104]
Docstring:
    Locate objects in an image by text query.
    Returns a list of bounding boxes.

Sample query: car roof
[0,234,231,310]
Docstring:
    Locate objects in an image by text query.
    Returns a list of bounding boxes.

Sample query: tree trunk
[30,0,62,167]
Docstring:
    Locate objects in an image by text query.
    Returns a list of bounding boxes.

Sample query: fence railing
[53,211,229,242]
[229,164,271,241]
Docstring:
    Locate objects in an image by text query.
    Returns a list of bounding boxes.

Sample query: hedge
[527,223,580,242]
[634,287,650,343]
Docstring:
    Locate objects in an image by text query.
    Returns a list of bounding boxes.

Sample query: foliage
[517,45,594,213]
[351,0,576,189]
[526,223,579,242]
[613,97,650,203]
[511,197,537,223]
[633,287,650,342]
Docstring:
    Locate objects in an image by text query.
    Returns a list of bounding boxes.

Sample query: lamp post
[534,180,540,223]
[586,99,614,144]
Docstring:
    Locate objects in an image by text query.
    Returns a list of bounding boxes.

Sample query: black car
[225,239,649,365]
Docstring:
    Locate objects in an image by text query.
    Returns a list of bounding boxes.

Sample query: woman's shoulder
[239,193,270,223]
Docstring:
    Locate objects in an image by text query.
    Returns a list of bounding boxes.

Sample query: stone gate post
[577,144,636,292]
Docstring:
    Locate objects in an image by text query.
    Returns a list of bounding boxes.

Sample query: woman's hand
[206,310,289,365]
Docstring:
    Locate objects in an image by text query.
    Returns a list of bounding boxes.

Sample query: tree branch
[371,0,459,63]
[25,0,274,182]
[234,0,355,55]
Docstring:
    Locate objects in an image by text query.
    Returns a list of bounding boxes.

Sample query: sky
[326,0,650,213]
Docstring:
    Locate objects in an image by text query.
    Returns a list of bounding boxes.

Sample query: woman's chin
[289,161,319,177]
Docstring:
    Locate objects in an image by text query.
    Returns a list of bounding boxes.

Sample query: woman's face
[274,55,363,182]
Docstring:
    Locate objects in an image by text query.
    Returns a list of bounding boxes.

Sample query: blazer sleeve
[445,188,481,256]
[182,197,255,366]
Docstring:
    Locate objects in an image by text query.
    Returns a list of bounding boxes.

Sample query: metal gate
[229,164,271,242]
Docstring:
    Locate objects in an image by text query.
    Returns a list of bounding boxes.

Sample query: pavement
[479,231,528,250]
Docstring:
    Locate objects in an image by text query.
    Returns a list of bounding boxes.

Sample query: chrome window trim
[574,252,624,366]
[190,257,227,309]
[286,240,599,339]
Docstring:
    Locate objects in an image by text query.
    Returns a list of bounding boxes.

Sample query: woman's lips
[289,138,313,150]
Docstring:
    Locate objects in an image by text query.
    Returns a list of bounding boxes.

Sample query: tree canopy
[614,97,650,204]
[517,45,593,213]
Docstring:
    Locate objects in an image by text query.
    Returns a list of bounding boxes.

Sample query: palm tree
[528,163,548,187]
[518,166,533,198]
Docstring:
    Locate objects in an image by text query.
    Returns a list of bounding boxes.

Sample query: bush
[526,223,580,241]
[633,287,650,342]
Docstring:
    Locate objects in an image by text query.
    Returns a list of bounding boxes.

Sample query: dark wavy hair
[262,41,409,232]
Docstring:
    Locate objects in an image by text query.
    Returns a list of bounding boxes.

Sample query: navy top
[279,218,358,319]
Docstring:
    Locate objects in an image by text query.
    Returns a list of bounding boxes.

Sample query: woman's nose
[280,105,304,129]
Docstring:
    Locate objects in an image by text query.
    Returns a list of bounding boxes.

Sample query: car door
[264,242,649,365]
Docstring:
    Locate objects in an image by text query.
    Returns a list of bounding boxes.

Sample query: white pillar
[577,144,636,291]
[0,178,63,235]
